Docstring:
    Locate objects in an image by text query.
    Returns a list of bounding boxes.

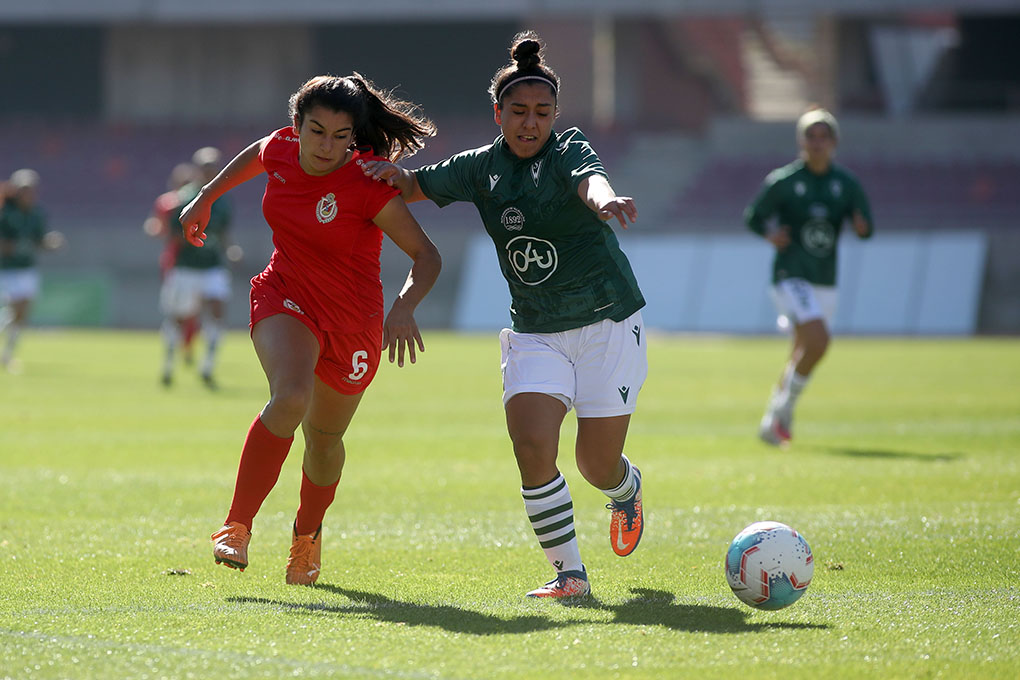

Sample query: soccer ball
[725,521,814,610]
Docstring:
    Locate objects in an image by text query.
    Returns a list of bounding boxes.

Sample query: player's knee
[266,383,314,429]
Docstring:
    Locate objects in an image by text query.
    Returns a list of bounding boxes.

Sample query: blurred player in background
[0,169,65,372]
[179,74,440,585]
[745,106,874,446]
[158,147,240,388]
[363,31,647,599]
[144,161,199,365]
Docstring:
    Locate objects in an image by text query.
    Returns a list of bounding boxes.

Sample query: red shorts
[249,275,382,395]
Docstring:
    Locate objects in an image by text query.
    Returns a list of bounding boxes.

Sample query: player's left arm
[578,174,637,229]
[850,180,874,239]
[32,213,64,251]
[373,197,442,367]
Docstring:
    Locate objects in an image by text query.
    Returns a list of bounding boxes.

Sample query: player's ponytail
[346,73,436,162]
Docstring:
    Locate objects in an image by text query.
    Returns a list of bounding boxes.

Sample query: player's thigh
[500,328,575,410]
[161,269,202,318]
[772,279,836,326]
[313,325,383,396]
[252,313,321,399]
[201,267,231,302]
[0,269,40,303]
[302,375,364,450]
[505,391,568,453]
[573,311,648,418]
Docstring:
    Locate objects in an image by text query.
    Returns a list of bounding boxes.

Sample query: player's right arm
[745,172,790,251]
[179,137,269,247]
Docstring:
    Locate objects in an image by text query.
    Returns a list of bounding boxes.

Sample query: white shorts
[160,267,231,317]
[500,310,648,418]
[770,278,837,331]
[0,268,41,303]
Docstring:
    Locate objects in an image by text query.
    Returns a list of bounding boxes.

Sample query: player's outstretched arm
[179,138,268,247]
[360,160,428,203]
[578,174,637,229]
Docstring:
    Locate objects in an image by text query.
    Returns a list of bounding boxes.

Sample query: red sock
[225,416,293,531]
[294,469,339,536]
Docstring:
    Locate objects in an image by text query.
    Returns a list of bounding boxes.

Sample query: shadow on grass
[228,586,568,635]
[571,588,828,633]
[820,446,962,462]
[227,586,826,635]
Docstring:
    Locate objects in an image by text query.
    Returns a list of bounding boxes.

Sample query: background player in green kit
[160,147,236,388]
[0,169,65,371]
[363,31,647,599]
[745,107,874,446]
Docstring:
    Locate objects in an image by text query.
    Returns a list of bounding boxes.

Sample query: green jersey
[416,127,645,333]
[0,202,46,270]
[745,159,873,286]
[172,183,231,269]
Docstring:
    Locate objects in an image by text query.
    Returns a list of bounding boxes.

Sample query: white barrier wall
[453,231,988,335]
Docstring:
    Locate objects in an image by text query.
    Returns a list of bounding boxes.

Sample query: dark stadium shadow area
[573,588,828,633]
[819,446,963,462]
[227,588,569,635]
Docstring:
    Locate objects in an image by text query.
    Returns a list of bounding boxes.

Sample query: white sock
[2,323,22,364]
[521,473,583,574]
[202,320,223,375]
[161,319,179,374]
[602,454,638,503]
[775,365,810,415]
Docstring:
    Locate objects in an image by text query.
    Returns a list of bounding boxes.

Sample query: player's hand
[382,301,424,368]
[41,231,66,250]
[178,196,210,247]
[597,196,638,229]
[767,225,791,251]
[852,210,870,237]
[359,159,406,187]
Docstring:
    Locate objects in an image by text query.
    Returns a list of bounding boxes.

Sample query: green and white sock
[522,473,583,574]
[602,454,637,503]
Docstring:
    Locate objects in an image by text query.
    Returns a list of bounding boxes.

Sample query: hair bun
[512,39,541,70]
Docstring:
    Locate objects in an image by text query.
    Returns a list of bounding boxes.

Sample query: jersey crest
[501,206,525,232]
[316,193,338,224]
[802,218,836,257]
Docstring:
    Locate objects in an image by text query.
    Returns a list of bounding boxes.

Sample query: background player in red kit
[178,74,441,585]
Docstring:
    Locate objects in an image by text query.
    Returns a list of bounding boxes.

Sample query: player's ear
[493,103,502,126]
[292,114,301,135]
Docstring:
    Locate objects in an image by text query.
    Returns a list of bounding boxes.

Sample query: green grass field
[1,330,1018,679]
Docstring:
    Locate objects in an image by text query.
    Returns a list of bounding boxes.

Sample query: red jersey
[257,128,399,333]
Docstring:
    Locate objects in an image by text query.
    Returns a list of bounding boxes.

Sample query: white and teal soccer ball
[725,521,814,610]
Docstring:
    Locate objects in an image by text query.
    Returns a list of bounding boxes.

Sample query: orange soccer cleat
[211,522,251,571]
[286,523,322,586]
[526,567,591,599]
[607,466,643,557]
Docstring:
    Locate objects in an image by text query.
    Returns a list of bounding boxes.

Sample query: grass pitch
[1,330,1018,679]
